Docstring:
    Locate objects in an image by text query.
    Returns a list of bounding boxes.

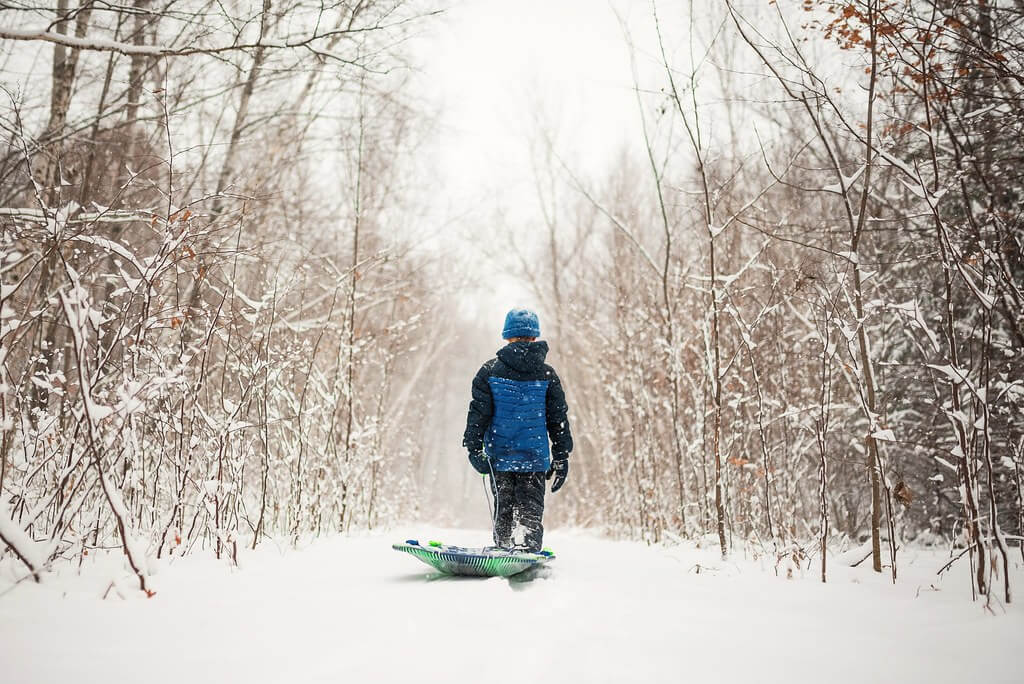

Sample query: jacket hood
[497,340,548,373]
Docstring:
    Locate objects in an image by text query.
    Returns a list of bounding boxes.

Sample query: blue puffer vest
[463,341,573,473]
[485,375,550,470]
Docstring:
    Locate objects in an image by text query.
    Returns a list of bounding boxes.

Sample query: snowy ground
[1,528,1022,684]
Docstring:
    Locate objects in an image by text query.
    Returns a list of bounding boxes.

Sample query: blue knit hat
[502,308,541,339]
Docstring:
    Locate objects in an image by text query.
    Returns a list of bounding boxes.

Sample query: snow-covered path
[1,529,1021,683]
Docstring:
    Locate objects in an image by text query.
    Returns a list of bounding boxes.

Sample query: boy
[463,308,573,552]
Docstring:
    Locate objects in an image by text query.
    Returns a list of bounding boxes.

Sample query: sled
[392,539,554,577]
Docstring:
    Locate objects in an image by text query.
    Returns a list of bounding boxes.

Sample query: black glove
[546,458,569,493]
[468,451,489,475]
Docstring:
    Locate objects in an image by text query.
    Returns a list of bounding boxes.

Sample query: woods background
[1,0,1021,604]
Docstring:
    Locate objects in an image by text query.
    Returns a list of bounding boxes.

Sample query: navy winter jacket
[463,341,573,472]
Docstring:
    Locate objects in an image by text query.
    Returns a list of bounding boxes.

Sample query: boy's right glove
[547,458,569,493]
[468,451,489,475]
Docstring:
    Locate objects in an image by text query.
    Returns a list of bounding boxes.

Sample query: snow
[0,27,360,63]
[927,363,968,384]
[891,299,941,352]
[1,528,1021,683]
[871,428,896,442]
[68,234,147,275]
[98,471,150,580]
[821,164,865,194]
[0,500,46,573]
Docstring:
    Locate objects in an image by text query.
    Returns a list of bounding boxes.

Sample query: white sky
[410,0,657,315]
[419,0,644,209]
[406,0,845,327]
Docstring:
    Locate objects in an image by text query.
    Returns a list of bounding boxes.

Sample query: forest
[1,0,1021,609]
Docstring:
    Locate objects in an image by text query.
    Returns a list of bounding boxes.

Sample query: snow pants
[490,471,546,552]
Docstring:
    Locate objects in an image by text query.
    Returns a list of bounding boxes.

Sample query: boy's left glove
[546,458,569,493]
[468,451,489,475]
